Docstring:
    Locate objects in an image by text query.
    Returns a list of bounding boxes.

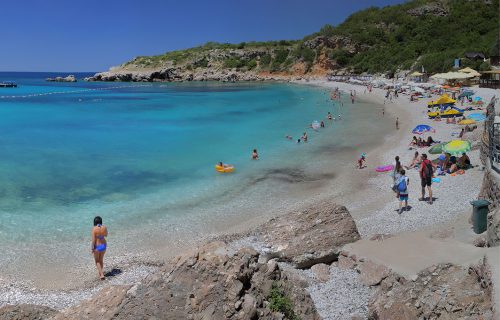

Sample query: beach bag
[397,177,407,193]
[423,161,433,178]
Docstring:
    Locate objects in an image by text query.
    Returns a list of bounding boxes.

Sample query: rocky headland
[46,75,77,82]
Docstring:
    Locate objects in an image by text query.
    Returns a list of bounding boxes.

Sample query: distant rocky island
[46,75,77,82]
[85,0,498,83]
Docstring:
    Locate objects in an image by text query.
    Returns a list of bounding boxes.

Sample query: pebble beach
[0,78,497,319]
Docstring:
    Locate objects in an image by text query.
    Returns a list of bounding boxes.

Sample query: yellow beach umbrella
[458,119,476,125]
[443,140,471,156]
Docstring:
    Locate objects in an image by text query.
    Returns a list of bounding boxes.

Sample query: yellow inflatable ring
[215,164,234,173]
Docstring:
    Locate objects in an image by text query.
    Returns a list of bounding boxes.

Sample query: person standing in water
[91,216,108,280]
[302,132,308,142]
[252,149,259,160]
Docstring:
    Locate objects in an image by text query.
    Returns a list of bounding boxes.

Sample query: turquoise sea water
[0,73,390,279]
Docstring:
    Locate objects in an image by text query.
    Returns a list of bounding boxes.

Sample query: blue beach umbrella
[412,124,435,135]
[467,113,486,122]
[474,96,482,101]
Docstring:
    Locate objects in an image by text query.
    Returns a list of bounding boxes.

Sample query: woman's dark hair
[94,216,103,226]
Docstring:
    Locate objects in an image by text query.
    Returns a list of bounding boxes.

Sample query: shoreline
[1,78,496,316]
[0,79,398,309]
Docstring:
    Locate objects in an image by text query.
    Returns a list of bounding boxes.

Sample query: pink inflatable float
[375,165,394,172]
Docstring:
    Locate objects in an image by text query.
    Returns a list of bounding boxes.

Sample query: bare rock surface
[51,241,319,320]
[358,260,391,286]
[368,261,494,320]
[254,203,360,268]
[0,304,58,320]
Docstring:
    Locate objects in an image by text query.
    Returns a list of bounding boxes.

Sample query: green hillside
[117,0,499,76]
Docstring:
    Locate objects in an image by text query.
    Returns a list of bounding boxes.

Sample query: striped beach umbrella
[412,124,435,135]
[443,140,471,156]
[428,142,447,154]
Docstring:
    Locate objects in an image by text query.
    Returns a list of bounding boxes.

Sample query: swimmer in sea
[252,149,259,160]
[302,132,308,142]
[328,112,333,120]
[320,121,325,128]
[285,135,293,140]
[91,216,108,280]
[338,115,341,120]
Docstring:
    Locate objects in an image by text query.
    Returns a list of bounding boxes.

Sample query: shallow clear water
[0,73,391,279]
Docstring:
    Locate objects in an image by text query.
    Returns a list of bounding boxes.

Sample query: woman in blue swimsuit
[91,216,108,280]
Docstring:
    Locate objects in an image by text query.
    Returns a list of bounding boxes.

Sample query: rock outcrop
[46,75,77,82]
[0,304,58,320]
[55,242,319,320]
[368,261,494,320]
[407,2,449,17]
[255,203,360,268]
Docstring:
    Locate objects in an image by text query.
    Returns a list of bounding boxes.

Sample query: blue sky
[0,0,406,72]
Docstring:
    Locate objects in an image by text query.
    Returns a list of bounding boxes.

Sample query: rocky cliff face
[84,35,362,83]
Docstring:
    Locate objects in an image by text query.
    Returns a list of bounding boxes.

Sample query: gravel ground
[304,265,374,320]
[0,264,157,310]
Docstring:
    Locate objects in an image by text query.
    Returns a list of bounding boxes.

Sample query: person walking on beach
[396,169,409,214]
[252,149,259,160]
[91,216,108,280]
[419,154,433,204]
[396,117,399,130]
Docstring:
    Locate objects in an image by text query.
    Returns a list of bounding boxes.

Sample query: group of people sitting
[404,150,471,174]
[409,136,437,148]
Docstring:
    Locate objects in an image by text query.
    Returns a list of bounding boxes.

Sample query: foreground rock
[0,304,58,320]
[46,75,77,82]
[255,203,360,268]
[54,241,319,320]
[368,260,494,320]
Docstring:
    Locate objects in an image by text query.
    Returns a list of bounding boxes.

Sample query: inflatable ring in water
[215,164,235,173]
[375,165,394,172]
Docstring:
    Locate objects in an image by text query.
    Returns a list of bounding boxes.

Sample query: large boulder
[255,203,360,268]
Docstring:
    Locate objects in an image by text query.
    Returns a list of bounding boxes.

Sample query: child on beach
[396,169,409,214]
[358,153,366,169]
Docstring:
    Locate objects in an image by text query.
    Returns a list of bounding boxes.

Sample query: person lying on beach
[252,149,259,160]
[448,162,459,174]
[91,216,108,280]
[426,136,436,146]
[405,151,422,169]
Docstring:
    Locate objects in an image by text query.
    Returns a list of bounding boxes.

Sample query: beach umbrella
[443,140,471,156]
[412,124,435,135]
[474,96,482,101]
[458,119,476,125]
[429,142,447,154]
[467,113,486,122]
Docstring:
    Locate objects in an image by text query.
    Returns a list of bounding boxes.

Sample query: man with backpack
[419,153,434,204]
[396,169,409,214]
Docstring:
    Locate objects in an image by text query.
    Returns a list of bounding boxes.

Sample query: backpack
[397,176,407,193]
[423,161,433,178]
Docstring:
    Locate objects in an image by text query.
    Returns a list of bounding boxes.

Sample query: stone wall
[479,96,500,247]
